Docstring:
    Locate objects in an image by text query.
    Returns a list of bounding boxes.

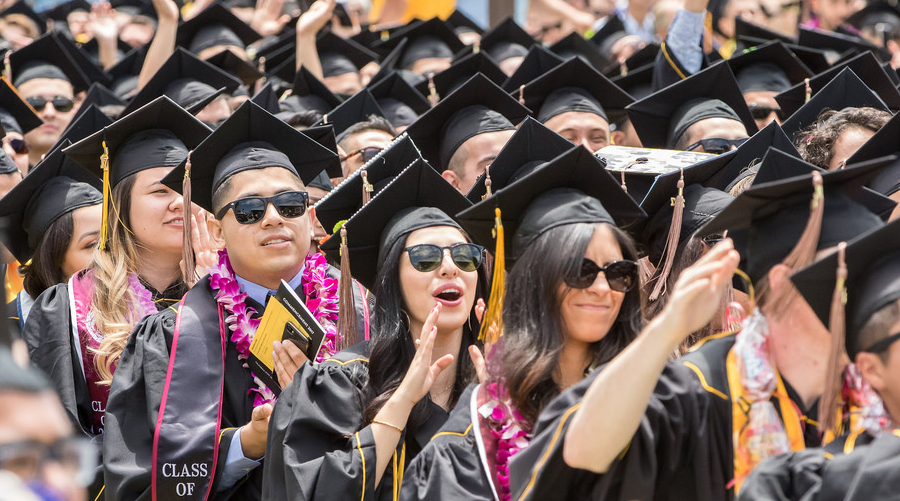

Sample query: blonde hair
[90,175,146,385]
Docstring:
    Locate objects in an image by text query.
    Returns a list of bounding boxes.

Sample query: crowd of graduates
[4,0,900,499]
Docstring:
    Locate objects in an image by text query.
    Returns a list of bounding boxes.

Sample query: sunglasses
[685,137,749,155]
[566,259,638,292]
[748,104,787,122]
[26,95,76,112]
[701,233,726,247]
[404,243,485,273]
[215,191,309,225]
[340,146,383,164]
[3,137,27,155]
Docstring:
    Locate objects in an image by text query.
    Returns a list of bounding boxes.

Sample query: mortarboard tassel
[804,78,812,103]
[427,74,439,107]
[181,151,197,285]
[473,40,480,54]
[638,256,656,289]
[482,165,493,200]
[649,169,685,301]
[99,138,111,250]
[819,242,848,435]
[479,208,505,344]
[336,226,359,350]
[361,168,373,205]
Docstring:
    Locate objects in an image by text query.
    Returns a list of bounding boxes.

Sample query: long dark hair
[20,212,75,298]
[493,222,643,426]
[362,230,489,429]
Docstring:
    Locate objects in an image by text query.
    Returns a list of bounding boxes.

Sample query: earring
[400,309,411,331]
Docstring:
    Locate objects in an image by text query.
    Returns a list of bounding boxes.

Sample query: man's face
[812,0,857,31]
[544,111,610,153]
[681,117,749,153]
[195,95,232,126]
[408,57,452,77]
[210,167,312,290]
[744,90,784,129]
[442,129,515,194]
[19,78,77,163]
[611,118,643,148]
[323,71,363,97]
[339,129,394,177]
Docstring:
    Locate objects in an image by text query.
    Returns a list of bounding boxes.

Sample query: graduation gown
[507,333,834,501]
[399,384,499,501]
[103,270,370,501]
[262,342,450,501]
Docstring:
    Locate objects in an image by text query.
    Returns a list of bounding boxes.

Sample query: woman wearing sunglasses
[262,160,490,501]
[397,146,646,501]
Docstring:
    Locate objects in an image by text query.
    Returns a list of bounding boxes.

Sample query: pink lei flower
[478,381,531,501]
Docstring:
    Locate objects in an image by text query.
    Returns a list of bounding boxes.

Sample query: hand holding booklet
[248,280,327,395]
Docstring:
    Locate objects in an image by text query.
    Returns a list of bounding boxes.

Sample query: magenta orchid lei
[207,249,341,407]
[478,382,530,501]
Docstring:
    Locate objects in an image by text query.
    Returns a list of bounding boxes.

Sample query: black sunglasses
[215,191,309,224]
[566,259,638,292]
[340,146,383,164]
[685,137,749,155]
[748,104,787,122]
[26,95,76,112]
[404,243,485,273]
[3,137,27,155]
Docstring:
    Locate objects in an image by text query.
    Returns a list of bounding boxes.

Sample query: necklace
[478,382,530,501]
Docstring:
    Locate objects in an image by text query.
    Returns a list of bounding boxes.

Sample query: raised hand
[88,1,119,42]
[394,303,455,406]
[251,0,292,37]
[297,0,336,37]
[191,209,221,278]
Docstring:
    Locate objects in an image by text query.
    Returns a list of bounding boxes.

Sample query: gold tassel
[479,208,505,343]
[361,168,373,206]
[473,40,480,54]
[804,78,812,103]
[99,139,111,250]
[336,226,359,349]
[427,74,439,107]
[482,165,492,200]
[819,242,848,435]
[649,169,685,302]
[181,152,196,285]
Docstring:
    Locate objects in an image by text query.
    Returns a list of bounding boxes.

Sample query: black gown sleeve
[737,448,829,501]
[509,362,731,501]
[262,351,381,501]
[399,385,496,501]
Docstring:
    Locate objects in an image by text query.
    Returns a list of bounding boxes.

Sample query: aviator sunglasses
[26,95,76,112]
[404,243,486,273]
[566,259,638,292]
[215,191,309,224]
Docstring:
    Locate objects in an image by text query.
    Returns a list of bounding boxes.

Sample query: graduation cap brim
[64,96,212,182]
[727,40,813,88]
[606,43,660,77]
[108,45,147,79]
[317,31,379,74]
[121,47,241,116]
[371,17,467,66]
[205,49,264,88]
[589,15,626,49]
[734,17,797,44]
[176,3,261,50]
[315,89,386,138]
[466,117,574,203]
[416,51,507,98]
[610,63,655,102]
[49,103,113,154]
[519,56,633,120]
[250,81,281,114]
[160,100,339,212]
[775,52,900,118]
[549,32,609,71]
[9,32,94,93]
[477,17,536,60]
[316,133,424,231]
[57,32,113,87]
[322,158,472,291]
[404,73,530,171]
[289,64,343,111]
[458,145,647,254]
[367,37,408,86]
[300,125,340,171]
[447,9,484,34]
[779,67,891,139]
[625,61,759,149]
[798,27,889,61]
[695,121,800,191]
[501,44,565,92]
[847,110,900,196]
[0,77,42,134]
[370,72,431,116]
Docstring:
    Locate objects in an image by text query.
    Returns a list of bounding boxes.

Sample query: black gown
[103,271,370,501]
[262,342,450,501]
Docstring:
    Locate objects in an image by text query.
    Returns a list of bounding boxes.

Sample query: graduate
[101,99,363,501]
[507,159,895,500]
[262,159,489,500]
[400,143,647,501]
[738,217,900,500]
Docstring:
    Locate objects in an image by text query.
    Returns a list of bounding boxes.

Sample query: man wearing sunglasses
[337,115,395,178]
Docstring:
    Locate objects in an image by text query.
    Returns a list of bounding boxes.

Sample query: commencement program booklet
[248,280,326,395]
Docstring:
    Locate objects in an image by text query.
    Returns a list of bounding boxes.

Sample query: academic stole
[152,282,227,501]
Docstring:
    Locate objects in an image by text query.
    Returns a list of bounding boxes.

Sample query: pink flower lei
[207,249,341,407]
[478,381,531,501]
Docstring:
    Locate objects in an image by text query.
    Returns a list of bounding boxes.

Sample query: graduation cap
[316,133,424,232]
[475,17,535,63]
[317,31,378,78]
[501,44,565,92]
[315,88,387,139]
[42,0,92,21]
[734,17,796,44]
[798,27,888,61]
[610,63,654,101]
[279,65,343,115]
[727,40,813,93]
[778,67,890,139]
[107,45,146,98]
[177,3,261,55]
[626,61,758,149]
[74,83,127,122]
[465,116,574,202]
[0,0,45,35]
[447,9,483,35]
[589,15,627,54]
[50,103,114,154]
[846,1,900,39]
[0,143,102,263]
[257,32,296,72]
[404,73,529,171]
[549,32,608,70]
[250,81,281,114]
[320,158,471,291]
[121,47,242,116]
[775,52,900,118]
[846,111,900,197]
[369,72,430,128]
[415,51,507,101]
[372,18,466,71]
[160,99,340,213]
[698,156,894,284]
[0,77,41,135]
[79,37,135,67]
[110,0,156,19]
[518,56,633,125]
[608,43,659,77]
[366,36,410,87]
[204,49,264,88]
[9,32,94,92]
